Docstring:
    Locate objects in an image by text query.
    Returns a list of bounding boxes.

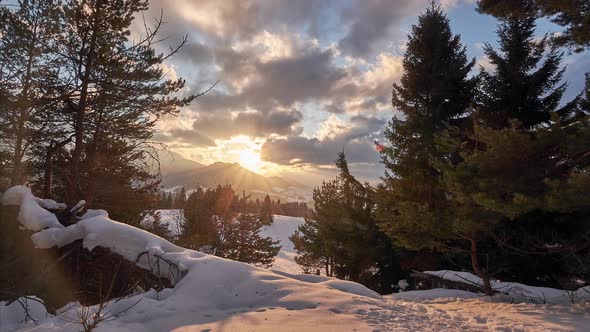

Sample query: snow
[260,215,304,274]
[141,209,185,238]
[1,186,63,231]
[3,187,590,332]
[0,297,50,332]
[424,270,590,304]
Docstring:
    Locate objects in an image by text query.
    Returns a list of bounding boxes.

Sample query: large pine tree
[50,0,196,204]
[478,15,567,129]
[376,3,475,251]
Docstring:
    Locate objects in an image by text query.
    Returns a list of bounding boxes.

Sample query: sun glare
[239,149,263,172]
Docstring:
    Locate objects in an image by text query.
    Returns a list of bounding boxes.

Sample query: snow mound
[1,187,385,331]
[2,186,63,231]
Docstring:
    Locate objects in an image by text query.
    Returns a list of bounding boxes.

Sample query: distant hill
[158,152,312,203]
[157,150,206,176]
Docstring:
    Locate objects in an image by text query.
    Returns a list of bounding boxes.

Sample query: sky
[143,0,590,187]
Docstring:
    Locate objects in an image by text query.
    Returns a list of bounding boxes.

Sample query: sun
[239,149,263,172]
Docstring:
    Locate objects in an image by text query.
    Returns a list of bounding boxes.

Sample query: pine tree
[437,111,590,290]
[175,187,187,208]
[181,188,217,251]
[293,153,397,292]
[477,0,590,52]
[575,73,590,118]
[215,212,280,268]
[49,0,196,203]
[0,0,63,186]
[377,3,475,251]
[478,15,568,129]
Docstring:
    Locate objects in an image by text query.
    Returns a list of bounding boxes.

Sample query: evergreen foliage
[179,185,281,267]
[477,15,567,129]
[292,153,398,293]
[477,0,590,52]
[376,3,475,251]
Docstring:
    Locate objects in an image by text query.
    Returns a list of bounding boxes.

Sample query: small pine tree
[293,153,398,292]
[260,195,274,225]
[215,212,281,268]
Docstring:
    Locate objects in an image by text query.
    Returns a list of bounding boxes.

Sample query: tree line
[292,2,590,295]
[156,188,311,218]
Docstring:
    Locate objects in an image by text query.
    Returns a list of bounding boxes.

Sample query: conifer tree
[478,15,567,129]
[477,0,590,52]
[293,153,397,292]
[50,0,196,203]
[260,194,274,225]
[181,188,217,251]
[215,212,281,268]
[437,110,590,290]
[376,3,475,251]
[0,0,63,186]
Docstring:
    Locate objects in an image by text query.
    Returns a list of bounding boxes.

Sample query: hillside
[158,152,312,203]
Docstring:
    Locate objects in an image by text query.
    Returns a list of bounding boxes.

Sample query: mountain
[159,153,311,202]
[157,150,206,176]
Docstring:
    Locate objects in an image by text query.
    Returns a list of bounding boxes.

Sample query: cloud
[260,114,386,166]
[143,1,414,171]
[189,109,303,140]
[338,0,422,58]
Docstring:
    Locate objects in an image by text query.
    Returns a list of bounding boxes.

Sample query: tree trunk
[470,237,493,296]
[43,145,54,199]
[68,0,103,202]
[43,138,72,199]
[10,20,38,186]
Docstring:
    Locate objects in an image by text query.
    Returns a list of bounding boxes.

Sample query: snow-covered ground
[260,215,305,274]
[3,186,590,332]
[141,209,185,238]
[141,210,305,274]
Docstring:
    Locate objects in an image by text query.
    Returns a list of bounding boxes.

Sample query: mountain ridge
[158,151,311,202]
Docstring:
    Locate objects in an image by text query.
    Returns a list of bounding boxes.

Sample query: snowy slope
[260,215,305,274]
[141,211,304,274]
[3,186,590,332]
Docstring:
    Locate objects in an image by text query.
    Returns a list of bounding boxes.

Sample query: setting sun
[239,149,263,172]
